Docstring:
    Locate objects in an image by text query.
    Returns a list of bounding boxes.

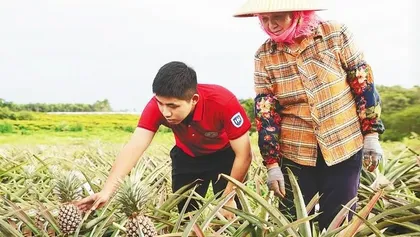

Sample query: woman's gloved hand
[363,133,383,172]
[267,166,286,198]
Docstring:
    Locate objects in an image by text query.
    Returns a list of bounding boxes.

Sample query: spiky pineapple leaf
[223,206,269,230]
[172,184,198,233]
[368,202,420,224]
[355,214,420,237]
[306,192,321,215]
[219,173,299,237]
[218,216,242,236]
[1,196,47,236]
[181,193,219,237]
[115,176,150,216]
[326,197,358,232]
[201,191,240,232]
[338,189,383,237]
[89,209,118,237]
[0,218,25,237]
[287,167,312,237]
[348,210,386,237]
[53,171,83,203]
[35,201,62,235]
[156,179,203,213]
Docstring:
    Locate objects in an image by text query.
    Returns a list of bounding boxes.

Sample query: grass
[0,113,139,135]
[0,113,167,145]
[0,130,134,145]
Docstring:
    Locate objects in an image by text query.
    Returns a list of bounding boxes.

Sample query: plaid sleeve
[339,24,385,135]
[254,52,272,95]
[254,53,282,166]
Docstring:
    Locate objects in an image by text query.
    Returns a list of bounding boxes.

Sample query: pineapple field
[1,118,420,236]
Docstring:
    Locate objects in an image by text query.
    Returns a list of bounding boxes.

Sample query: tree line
[1,85,419,141]
[0,99,112,113]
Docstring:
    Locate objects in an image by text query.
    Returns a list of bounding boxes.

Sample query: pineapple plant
[115,176,157,237]
[53,172,83,235]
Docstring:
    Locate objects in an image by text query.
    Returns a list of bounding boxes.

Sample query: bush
[16,111,35,120]
[382,105,420,141]
[381,129,405,142]
[0,107,11,119]
[54,123,84,132]
[123,126,135,133]
[20,129,32,135]
[0,107,35,120]
[68,123,84,132]
[0,122,14,133]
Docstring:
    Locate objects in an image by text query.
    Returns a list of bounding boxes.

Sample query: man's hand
[267,165,285,198]
[363,133,383,172]
[74,128,155,212]
[74,190,113,212]
[220,198,237,220]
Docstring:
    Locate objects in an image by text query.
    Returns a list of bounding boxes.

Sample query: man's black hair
[152,61,198,100]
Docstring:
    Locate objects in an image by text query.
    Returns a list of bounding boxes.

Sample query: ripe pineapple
[115,177,157,237]
[53,172,83,235]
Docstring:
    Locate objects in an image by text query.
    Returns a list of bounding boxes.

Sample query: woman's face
[260,12,293,35]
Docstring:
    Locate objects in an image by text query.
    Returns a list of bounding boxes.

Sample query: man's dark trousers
[170,145,239,213]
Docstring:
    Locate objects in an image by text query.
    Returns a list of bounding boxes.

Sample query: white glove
[267,166,286,198]
[363,133,383,172]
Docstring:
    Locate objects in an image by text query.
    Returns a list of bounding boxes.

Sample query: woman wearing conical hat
[234,0,385,230]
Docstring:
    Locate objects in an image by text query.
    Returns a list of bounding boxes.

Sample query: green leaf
[287,167,312,237]
[220,174,299,237]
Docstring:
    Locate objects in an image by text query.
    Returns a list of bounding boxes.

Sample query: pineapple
[115,177,157,237]
[34,211,47,231]
[53,172,83,235]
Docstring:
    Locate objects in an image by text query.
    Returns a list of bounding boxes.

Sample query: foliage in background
[1,85,420,140]
[0,98,112,113]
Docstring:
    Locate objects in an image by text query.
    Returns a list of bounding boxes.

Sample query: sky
[0,0,418,111]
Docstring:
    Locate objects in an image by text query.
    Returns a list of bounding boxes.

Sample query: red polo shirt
[137,84,251,157]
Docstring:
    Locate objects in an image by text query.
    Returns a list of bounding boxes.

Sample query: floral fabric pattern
[254,93,282,166]
[347,61,385,135]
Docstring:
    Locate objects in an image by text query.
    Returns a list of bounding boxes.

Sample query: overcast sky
[0,0,418,111]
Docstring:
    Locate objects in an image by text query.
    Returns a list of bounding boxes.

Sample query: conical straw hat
[233,0,327,17]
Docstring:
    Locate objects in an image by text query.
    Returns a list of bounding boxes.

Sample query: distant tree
[381,105,420,141]
[91,99,112,112]
[239,98,256,133]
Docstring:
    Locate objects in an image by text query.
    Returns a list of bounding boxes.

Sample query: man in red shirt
[76,61,252,219]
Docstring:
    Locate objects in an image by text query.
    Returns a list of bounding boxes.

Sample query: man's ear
[191,94,199,105]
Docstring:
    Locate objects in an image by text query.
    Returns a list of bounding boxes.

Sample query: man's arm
[223,132,252,198]
[101,127,156,195]
[76,127,155,211]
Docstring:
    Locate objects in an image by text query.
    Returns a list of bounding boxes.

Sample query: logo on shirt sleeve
[231,112,244,128]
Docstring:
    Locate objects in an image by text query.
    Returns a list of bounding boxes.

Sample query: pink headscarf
[258,11,321,44]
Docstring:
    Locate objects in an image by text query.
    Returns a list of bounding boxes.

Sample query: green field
[1,114,419,236]
[1,113,419,156]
